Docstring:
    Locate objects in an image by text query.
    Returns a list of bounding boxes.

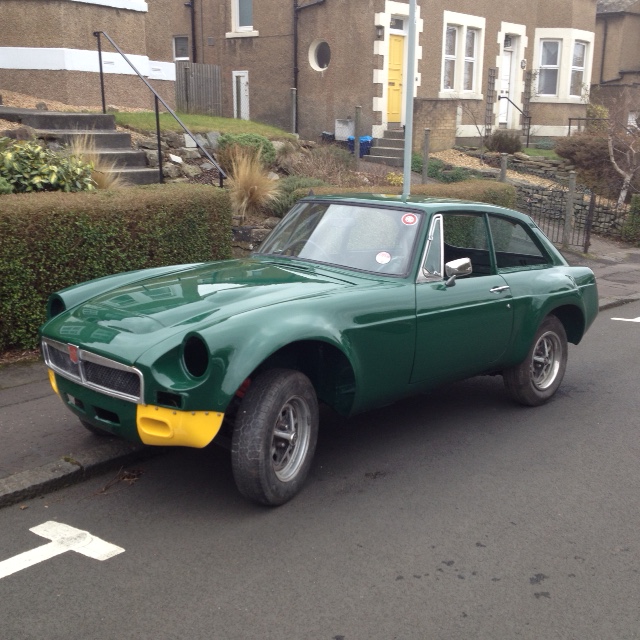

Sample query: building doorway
[233,70,249,120]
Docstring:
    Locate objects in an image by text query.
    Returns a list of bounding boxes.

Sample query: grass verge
[114,111,296,139]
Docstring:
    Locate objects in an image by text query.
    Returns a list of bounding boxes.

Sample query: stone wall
[413,99,458,152]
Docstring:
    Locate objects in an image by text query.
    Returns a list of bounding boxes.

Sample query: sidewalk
[1,235,640,509]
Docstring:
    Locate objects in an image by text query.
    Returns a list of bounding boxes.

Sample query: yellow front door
[387,34,404,122]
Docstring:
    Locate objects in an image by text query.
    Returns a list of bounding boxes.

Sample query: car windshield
[258,201,422,275]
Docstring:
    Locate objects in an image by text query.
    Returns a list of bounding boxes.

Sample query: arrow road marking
[611,316,640,322]
[0,521,124,580]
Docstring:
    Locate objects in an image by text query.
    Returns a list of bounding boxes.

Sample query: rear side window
[488,216,550,269]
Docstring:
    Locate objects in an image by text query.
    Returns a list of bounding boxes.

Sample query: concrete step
[383,129,405,140]
[87,148,148,168]
[369,146,404,159]
[374,137,404,149]
[35,129,133,149]
[110,167,160,185]
[0,107,116,131]
[362,155,403,168]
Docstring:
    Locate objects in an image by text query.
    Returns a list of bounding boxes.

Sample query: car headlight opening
[182,335,209,378]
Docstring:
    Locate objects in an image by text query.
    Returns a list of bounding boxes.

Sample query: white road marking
[0,521,124,580]
[611,316,640,323]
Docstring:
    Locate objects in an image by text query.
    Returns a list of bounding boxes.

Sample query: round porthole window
[309,40,331,71]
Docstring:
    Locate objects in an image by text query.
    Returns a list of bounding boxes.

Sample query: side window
[488,216,551,269]
[443,213,491,275]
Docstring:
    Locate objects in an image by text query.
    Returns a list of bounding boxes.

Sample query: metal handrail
[497,96,532,148]
[93,31,226,187]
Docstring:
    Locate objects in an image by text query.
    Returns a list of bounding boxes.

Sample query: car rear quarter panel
[500,265,598,366]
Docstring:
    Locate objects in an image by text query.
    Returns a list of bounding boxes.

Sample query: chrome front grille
[42,338,143,403]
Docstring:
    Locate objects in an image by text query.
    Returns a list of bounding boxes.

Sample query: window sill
[438,91,484,100]
[531,95,584,104]
[225,30,259,39]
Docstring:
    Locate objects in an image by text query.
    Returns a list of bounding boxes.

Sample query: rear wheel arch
[548,304,586,344]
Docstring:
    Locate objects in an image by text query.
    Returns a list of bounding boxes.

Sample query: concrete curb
[0,439,161,509]
[599,294,640,311]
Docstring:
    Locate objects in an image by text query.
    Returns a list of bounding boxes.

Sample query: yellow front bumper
[136,404,225,448]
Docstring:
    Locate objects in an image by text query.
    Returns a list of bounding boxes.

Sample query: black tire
[503,315,568,407]
[231,369,319,506]
[79,419,112,437]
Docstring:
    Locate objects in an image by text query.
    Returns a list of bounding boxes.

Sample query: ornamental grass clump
[227,146,280,224]
[68,134,128,190]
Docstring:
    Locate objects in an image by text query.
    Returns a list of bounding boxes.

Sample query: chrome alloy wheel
[531,330,562,390]
[271,396,312,482]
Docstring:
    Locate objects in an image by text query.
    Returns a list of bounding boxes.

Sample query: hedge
[285,180,517,210]
[0,184,233,351]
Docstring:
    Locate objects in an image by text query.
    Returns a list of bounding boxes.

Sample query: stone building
[592,0,640,127]
[0,0,599,150]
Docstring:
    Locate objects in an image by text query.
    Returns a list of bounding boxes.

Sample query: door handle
[489,285,510,294]
[388,82,395,86]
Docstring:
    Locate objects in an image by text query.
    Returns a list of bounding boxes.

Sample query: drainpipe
[599,16,608,84]
[293,0,326,133]
[185,0,197,63]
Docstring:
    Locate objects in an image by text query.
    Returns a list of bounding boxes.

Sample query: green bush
[621,195,640,245]
[535,138,556,150]
[269,176,326,218]
[216,133,276,173]
[0,175,12,194]
[0,137,95,194]
[411,153,423,173]
[486,130,522,154]
[0,184,232,351]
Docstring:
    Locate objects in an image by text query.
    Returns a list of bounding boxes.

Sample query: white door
[499,50,512,125]
[233,71,249,120]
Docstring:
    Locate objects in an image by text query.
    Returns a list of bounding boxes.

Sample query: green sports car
[40,195,598,505]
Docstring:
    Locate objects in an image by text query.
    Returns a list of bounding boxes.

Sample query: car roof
[301,193,533,223]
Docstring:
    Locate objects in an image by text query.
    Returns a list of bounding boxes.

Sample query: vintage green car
[40,195,598,505]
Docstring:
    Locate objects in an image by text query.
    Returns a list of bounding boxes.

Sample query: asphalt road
[1,301,639,640]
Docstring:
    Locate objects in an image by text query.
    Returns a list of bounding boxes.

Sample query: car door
[410,212,514,386]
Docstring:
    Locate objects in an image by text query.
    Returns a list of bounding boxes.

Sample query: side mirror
[444,258,472,287]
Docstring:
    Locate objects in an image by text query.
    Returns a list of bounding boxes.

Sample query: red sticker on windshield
[402,213,418,226]
[376,251,391,265]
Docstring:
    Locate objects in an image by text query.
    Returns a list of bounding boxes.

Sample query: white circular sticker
[402,213,418,226]
[376,251,392,264]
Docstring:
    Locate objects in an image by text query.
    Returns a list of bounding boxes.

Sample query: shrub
[0,175,12,194]
[486,130,522,154]
[535,138,556,150]
[586,103,609,133]
[554,132,622,197]
[226,147,281,223]
[411,153,423,173]
[269,176,326,217]
[621,195,640,245]
[386,172,403,186]
[0,184,232,351]
[216,133,276,173]
[285,144,356,186]
[283,180,517,211]
[0,137,95,194]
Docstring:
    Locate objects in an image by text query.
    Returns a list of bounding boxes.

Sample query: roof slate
[597,0,640,13]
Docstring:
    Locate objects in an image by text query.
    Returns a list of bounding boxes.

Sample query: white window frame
[532,28,594,104]
[439,11,485,99]
[226,0,258,39]
[538,39,561,97]
[570,41,587,97]
[173,36,189,62]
